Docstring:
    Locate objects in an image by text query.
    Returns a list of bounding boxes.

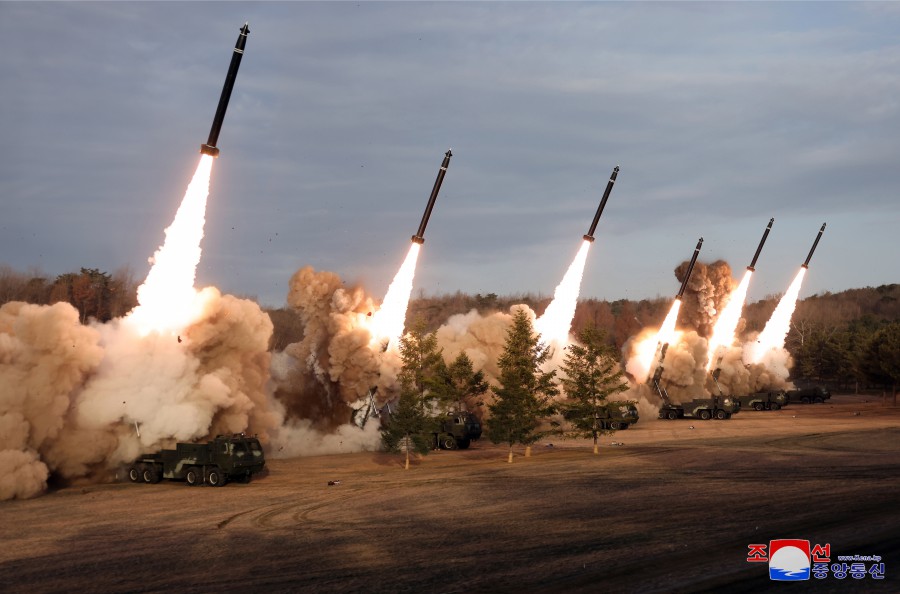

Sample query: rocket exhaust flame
[534,240,592,348]
[534,165,620,350]
[127,156,215,336]
[705,269,753,370]
[369,150,453,350]
[706,218,774,368]
[369,243,421,351]
[746,267,807,364]
[626,238,702,381]
[627,298,682,381]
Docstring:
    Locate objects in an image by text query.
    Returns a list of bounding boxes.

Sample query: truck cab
[129,433,265,487]
[738,390,787,411]
[786,386,831,404]
[434,412,482,450]
[597,403,640,430]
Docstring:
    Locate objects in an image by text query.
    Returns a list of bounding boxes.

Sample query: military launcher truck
[737,390,787,411]
[598,402,640,430]
[565,402,640,430]
[433,411,482,450]
[658,396,740,420]
[127,433,265,487]
[786,386,831,404]
[651,354,740,420]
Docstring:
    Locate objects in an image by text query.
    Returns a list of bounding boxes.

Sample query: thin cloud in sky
[1,2,898,307]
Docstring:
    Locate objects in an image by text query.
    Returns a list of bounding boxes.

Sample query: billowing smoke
[706,345,793,396]
[435,307,526,387]
[0,290,278,501]
[675,260,735,338]
[270,266,401,429]
[624,258,793,409]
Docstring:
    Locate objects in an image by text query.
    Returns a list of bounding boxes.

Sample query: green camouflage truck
[737,390,788,411]
[433,411,482,450]
[597,402,640,430]
[128,433,265,487]
[652,359,740,420]
[785,386,832,404]
[658,395,741,420]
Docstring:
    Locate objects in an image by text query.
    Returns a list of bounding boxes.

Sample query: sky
[2,1,899,309]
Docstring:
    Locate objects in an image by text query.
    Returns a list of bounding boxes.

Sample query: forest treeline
[2,264,897,391]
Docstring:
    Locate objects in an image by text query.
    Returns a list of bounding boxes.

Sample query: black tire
[753,402,764,411]
[699,410,712,421]
[725,413,733,419]
[128,466,141,483]
[207,468,225,487]
[185,467,200,487]
[715,409,727,420]
[142,465,160,484]
[801,396,811,404]
[666,410,678,420]
[771,403,781,411]
[442,435,458,450]
[814,397,824,404]
[457,438,471,450]
[609,421,621,430]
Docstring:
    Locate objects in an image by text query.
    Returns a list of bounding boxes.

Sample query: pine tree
[444,352,489,414]
[381,388,429,469]
[488,307,559,462]
[559,324,630,454]
[381,320,446,468]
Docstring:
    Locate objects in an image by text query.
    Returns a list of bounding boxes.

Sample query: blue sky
[2,2,898,307]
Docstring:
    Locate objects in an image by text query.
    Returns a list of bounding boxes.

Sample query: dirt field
[2,394,898,593]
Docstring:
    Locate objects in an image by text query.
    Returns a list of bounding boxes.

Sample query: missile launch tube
[200,23,249,157]
[748,217,774,271]
[802,222,826,268]
[412,149,452,244]
[676,237,704,298]
[583,165,620,242]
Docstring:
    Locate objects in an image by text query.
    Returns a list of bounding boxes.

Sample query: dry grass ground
[2,394,898,593]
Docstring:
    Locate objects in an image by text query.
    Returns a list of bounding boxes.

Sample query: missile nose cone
[242,22,250,33]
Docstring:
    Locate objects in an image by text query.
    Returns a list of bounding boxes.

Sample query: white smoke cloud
[0,289,276,501]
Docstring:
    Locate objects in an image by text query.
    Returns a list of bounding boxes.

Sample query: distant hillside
[3,263,896,391]
[405,284,900,349]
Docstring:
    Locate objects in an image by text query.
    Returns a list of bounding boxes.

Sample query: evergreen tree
[381,389,430,469]
[444,352,489,414]
[487,307,559,462]
[875,322,900,394]
[381,320,445,467]
[862,322,900,394]
[559,324,630,454]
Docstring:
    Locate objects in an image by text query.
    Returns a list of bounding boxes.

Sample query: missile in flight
[676,238,704,299]
[802,223,826,268]
[200,23,250,157]
[411,150,453,244]
[583,165,620,243]
[748,218,774,271]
